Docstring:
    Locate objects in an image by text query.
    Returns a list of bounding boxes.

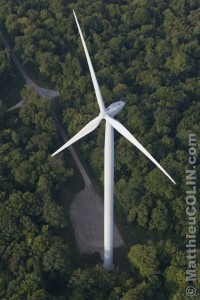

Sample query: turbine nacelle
[105,101,125,117]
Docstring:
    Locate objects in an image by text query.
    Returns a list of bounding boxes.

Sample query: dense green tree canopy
[0,0,199,298]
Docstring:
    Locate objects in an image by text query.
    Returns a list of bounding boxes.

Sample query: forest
[0,0,199,299]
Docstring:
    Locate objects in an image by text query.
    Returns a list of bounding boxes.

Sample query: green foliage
[0,0,199,298]
[128,242,159,278]
[69,265,115,300]
[0,48,10,77]
[149,200,169,232]
[164,251,187,298]
[0,89,73,298]
[121,282,151,300]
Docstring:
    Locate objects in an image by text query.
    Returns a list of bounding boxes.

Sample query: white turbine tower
[52,11,176,270]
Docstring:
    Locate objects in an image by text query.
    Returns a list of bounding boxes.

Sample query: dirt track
[2,32,124,254]
[0,32,59,111]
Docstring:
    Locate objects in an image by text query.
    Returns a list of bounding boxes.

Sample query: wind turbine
[52,11,176,270]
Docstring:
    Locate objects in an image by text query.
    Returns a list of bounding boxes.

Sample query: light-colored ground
[70,186,124,253]
[2,32,124,254]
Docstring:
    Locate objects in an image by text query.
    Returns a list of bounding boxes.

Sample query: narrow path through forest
[1,32,124,254]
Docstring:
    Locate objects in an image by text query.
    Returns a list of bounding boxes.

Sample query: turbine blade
[73,10,105,113]
[106,115,176,185]
[52,115,102,156]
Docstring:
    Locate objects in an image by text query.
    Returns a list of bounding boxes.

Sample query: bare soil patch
[70,186,125,254]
